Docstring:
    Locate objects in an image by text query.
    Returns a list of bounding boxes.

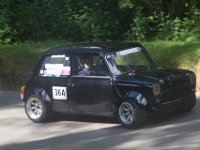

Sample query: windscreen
[106,47,150,75]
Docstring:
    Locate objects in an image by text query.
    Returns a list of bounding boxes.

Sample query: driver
[78,55,93,76]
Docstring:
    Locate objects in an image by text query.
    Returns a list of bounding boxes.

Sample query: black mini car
[20,42,196,128]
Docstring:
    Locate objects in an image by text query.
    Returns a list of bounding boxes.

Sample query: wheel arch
[124,91,148,107]
[24,87,52,105]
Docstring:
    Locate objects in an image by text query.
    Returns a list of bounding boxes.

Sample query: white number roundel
[52,86,67,100]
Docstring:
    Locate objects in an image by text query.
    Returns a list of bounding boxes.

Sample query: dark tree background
[0,0,200,44]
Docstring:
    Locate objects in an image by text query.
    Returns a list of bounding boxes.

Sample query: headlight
[189,73,196,86]
[152,83,161,96]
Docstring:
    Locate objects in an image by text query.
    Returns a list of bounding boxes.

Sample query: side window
[73,55,109,76]
[39,54,71,77]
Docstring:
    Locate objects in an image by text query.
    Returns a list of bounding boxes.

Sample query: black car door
[67,55,114,116]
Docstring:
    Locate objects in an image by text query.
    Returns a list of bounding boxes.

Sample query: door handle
[67,82,75,87]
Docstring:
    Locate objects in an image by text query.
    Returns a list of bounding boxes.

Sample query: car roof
[43,42,142,56]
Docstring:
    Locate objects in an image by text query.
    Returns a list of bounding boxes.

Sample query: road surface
[0,91,200,150]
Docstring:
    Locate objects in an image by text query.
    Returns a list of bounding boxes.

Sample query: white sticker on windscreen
[52,86,67,100]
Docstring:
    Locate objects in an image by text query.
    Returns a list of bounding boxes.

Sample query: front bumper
[150,88,196,113]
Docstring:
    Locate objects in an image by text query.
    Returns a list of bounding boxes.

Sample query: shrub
[0,15,16,44]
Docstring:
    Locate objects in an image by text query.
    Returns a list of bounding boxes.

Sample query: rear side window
[39,55,71,77]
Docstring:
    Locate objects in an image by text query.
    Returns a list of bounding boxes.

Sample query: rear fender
[25,88,52,105]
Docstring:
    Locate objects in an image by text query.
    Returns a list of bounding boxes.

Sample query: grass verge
[0,40,200,90]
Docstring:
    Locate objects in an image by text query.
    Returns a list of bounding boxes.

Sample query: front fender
[125,91,147,106]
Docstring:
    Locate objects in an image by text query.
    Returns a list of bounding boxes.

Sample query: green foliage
[118,0,135,9]
[0,15,16,44]
[125,7,148,41]
[1,0,200,89]
[0,0,200,43]
[154,15,190,40]
[186,9,200,40]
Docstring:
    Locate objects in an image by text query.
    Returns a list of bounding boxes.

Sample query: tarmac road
[0,91,200,150]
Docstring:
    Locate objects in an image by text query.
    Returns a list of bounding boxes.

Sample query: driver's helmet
[79,55,93,70]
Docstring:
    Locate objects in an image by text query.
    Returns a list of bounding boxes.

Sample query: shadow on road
[0,91,22,108]
[1,110,200,150]
[33,97,199,130]
[48,98,200,128]
[51,113,118,124]
[0,126,131,150]
[0,93,200,149]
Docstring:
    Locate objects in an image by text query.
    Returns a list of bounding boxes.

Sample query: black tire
[177,94,196,113]
[118,100,146,128]
[25,95,52,123]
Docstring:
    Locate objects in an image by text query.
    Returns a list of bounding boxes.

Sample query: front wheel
[179,95,196,113]
[118,100,146,128]
[25,95,51,123]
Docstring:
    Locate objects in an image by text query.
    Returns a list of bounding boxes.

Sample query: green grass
[0,40,200,90]
[144,41,200,70]
[0,41,69,90]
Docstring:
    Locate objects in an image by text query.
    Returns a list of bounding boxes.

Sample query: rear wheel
[118,100,146,128]
[25,95,51,123]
